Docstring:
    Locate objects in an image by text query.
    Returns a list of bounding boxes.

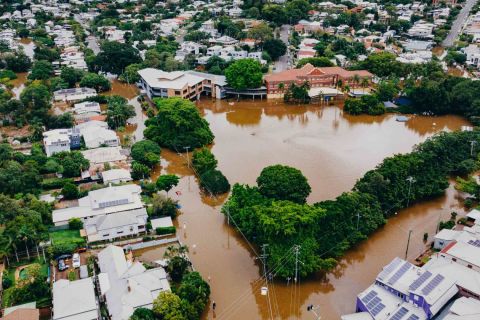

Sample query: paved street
[273,24,291,73]
[442,0,478,47]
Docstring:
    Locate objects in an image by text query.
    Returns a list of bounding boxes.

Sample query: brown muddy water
[129,93,471,319]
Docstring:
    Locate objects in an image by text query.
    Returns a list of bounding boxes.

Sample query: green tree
[297,57,334,68]
[131,140,161,167]
[93,41,142,75]
[263,38,287,61]
[62,183,79,200]
[199,169,230,195]
[247,22,273,43]
[376,81,399,102]
[28,60,53,80]
[144,98,214,150]
[192,148,217,174]
[156,174,180,193]
[257,165,311,203]
[176,272,211,319]
[79,73,111,92]
[225,59,263,90]
[153,292,186,320]
[60,67,85,87]
[131,161,150,180]
[151,193,178,218]
[119,63,142,83]
[68,218,83,230]
[106,95,135,129]
[130,308,155,320]
[53,151,90,178]
[5,52,31,72]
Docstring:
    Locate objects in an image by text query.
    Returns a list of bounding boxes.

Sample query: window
[468,264,473,269]
[103,234,109,237]
[117,230,124,234]
[174,90,181,95]
[452,258,457,262]
[130,226,134,232]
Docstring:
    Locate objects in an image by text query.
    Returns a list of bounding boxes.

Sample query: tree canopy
[131,140,161,167]
[144,98,214,150]
[257,165,311,203]
[225,59,263,90]
[92,41,142,75]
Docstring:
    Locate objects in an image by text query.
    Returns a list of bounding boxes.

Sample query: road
[442,0,478,47]
[273,24,291,73]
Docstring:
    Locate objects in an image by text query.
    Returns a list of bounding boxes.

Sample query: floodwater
[11,72,27,98]
[18,38,35,60]
[135,98,470,320]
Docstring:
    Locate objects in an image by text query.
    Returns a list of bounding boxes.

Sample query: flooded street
[11,72,27,98]
[135,98,470,320]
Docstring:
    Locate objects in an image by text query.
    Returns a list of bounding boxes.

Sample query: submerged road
[443,0,478,47]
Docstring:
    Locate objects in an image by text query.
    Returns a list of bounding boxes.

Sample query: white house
[102,169,132,185]
[97,245,170,320]
[81,147,127,165]
[54,88,97,102]
[77,121,119,149]
[463,45,480,68]
[52,278,99,320]
[52,184,146,226]
[84,210,147,242]
[43,128,81,156]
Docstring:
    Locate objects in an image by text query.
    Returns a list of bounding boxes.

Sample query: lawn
[50,229,84,246]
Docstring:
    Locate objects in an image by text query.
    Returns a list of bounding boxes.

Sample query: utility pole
[406,176,416,207]
[405,229,413,260]
[184,146,191,168]
[470,140,477,157]
[294,245,300,284]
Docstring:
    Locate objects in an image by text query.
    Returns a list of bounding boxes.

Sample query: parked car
[72,253,81,268]
[58,259,68,271]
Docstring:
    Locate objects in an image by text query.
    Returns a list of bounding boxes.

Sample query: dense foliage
[257,165,311,204]
[223,131,480,277]
[144,98,214,150]
[225,58,263,90]
[344,95,386,116]
[192,147,229,195]
[131,140,161,167]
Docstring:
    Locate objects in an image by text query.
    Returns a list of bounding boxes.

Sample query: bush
[41,178,75,189]
[131,161,150,180]
[68,218,83,230]
[192,147,217,175]
[199,169,230,195]
[131,140,161,167]
[62,183,79,200]
[155,226,176,235]
[151,193,178,218]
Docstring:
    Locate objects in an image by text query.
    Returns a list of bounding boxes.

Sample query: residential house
[97,245,170,320]
[43,128,81,156]
[101,169,133,185]
[438,240,480,272]
[76,121,119,149]
[443,297,480,319]
[52,278,99,320]
[2,302,39,320]
[53,88,97,102]
[52,184,145,226]
[463,45,480,68]
[73,101,101,122]
[81,147,127,166]
[84,210,147,242]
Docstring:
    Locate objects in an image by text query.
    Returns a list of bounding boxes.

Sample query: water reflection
[136,98,470,320]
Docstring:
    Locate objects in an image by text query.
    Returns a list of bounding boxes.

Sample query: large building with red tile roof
[264,64,373,96]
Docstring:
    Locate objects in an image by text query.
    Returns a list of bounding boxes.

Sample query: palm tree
[361,77,370,93]
[278,82,285,94]
[352,74,361,89]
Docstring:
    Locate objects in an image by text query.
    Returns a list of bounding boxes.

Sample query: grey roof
[52,278,98,320]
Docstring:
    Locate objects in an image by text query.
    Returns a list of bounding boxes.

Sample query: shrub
[199,169,230,195]
[68,218,83,230]
[151,193,178,218]
[192,147,217,175]
[41,178,75,189]
[155,226,176,235]
[131,140,161,167]
[62,183,79,200]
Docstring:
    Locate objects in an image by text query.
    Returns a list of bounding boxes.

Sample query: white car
[72,253,81,268]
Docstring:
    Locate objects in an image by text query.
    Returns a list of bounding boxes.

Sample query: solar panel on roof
[378,258,403,280]
[388,262,411,285]
[361,290,378,304]
[406,315,419,320]
[390,307,409,320]
[468,239,480,247]
[367,296,381,309]
[421,274,445,295]
[371,303,386,316]
[409,271,432,291]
